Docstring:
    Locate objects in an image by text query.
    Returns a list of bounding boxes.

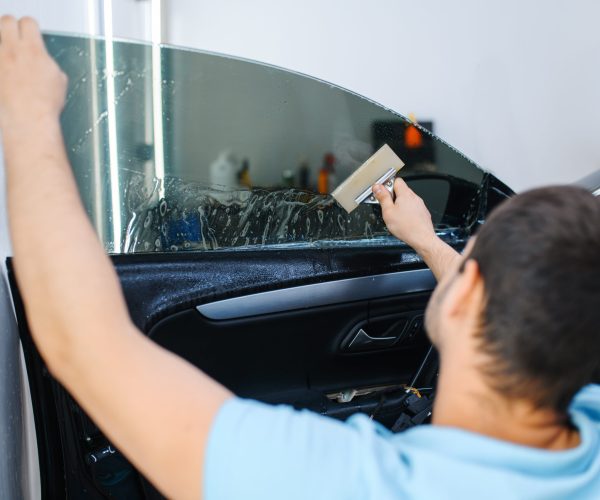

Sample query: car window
[48,34,485,253]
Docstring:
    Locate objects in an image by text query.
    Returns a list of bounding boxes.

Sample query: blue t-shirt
[205,385,600,499]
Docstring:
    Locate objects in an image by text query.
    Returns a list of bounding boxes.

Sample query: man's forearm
[412,235,461,282]
[5,117,132,368]
[372,179,461,281]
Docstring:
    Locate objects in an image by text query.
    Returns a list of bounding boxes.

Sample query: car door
[7,34,513,499]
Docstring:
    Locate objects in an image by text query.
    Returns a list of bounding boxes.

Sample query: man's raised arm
[373,178,461,281]
[0,16,231,500]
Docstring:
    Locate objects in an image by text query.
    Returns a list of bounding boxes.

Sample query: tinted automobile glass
[48,34,485,253]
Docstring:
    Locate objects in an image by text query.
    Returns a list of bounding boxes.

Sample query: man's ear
[461,236,477,256]
[446,259,484,318]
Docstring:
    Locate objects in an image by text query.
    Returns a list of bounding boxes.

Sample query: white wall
[4,0,599,192]
[2,0,150,39]
[167,0,600,192]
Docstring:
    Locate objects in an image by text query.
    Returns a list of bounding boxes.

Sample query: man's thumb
[373,184,393,210]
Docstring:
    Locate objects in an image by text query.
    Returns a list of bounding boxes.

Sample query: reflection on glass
[47,34,486,253]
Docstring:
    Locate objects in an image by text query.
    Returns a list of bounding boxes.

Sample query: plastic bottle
[318,153,336,194]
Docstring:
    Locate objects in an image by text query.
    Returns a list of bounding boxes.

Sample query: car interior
[7,33,513,498]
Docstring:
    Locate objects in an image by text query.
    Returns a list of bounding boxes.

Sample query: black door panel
[307,295,430,393]
[149,301,369,398]
[112,247,437,331]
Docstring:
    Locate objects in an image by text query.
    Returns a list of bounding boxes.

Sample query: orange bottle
[405,113,423,149]
[318,153,336,194]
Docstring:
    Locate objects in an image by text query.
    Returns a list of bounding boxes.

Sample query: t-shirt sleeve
[571,384,600,421]
[204,397,405,500]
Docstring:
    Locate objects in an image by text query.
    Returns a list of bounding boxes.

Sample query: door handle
[346,328,400,352]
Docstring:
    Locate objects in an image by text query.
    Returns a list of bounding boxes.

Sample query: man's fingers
[373,183,394,211]
[393,177,410,198]
[0,15,19,46]
[19,17,43,47]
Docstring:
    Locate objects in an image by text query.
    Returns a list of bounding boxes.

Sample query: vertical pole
[102,0,123,252]
[151,0,166,199]
[87,0,106,245]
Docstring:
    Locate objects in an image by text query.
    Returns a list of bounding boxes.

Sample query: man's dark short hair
[469,185,600,414]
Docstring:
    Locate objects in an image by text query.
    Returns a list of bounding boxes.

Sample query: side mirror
[403,176,452,225]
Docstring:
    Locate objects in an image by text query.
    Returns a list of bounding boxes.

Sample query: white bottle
[209,150,240,189]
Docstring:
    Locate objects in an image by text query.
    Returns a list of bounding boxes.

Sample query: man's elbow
[28,308,135,384]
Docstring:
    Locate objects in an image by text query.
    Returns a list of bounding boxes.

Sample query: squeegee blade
[332,144,405,213]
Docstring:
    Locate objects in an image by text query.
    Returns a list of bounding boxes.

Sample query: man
[1,16,599,500]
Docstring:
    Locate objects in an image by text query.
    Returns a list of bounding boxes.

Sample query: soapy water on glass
[120,174,461,253]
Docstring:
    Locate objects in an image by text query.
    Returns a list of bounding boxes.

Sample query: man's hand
[373,177,437,252]
[373,177,460,281]
[0,16,67,128]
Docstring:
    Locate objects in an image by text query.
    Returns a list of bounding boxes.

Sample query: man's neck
[431,360,580,451]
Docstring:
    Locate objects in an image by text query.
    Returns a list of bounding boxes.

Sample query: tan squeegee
[332,144,405,213]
